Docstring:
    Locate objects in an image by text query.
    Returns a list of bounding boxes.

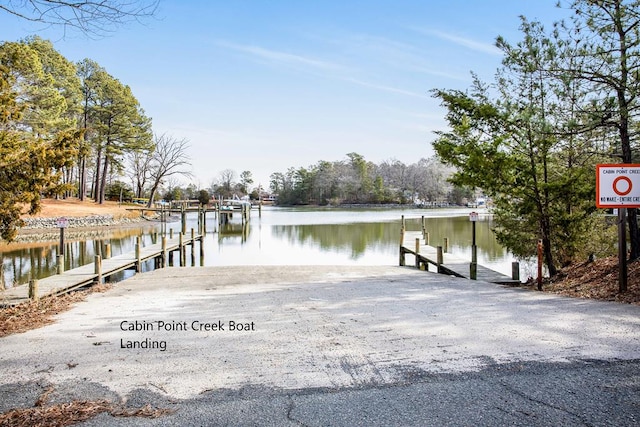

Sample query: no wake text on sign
[596,164,640,208]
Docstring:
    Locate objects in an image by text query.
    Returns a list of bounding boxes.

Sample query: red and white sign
[596,164,640,208]
[469,211,479,222]
[56,217,68,228]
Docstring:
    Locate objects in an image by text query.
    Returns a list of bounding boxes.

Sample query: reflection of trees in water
[406,216,508,261]
[272,216,509,262]
[272,222,397,260]
[1,227,160,288]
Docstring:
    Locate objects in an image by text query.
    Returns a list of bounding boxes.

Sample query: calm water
[0,207,522,288]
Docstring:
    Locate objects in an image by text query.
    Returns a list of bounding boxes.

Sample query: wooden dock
[0,232,203,307]
[400,230,520,285]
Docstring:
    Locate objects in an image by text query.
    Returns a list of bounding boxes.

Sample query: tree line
[0,36,190,241]
[432,0,640,277]
[268,153,469,206]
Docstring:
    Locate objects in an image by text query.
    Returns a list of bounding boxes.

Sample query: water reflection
[0,207,516,288]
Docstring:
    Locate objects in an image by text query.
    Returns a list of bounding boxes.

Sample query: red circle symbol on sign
[613,176,633,196]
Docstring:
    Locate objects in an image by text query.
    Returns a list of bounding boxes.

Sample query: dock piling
[399,228,406,266]
[28,279,39,301]
[512,262,520,282]
[94,255,102,284]
[162,237,167,267]
[135,237,142,273]
[57,255,64,274]
[179,233,185,266]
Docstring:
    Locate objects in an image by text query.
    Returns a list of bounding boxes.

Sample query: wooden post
[443,237,449,253]
[57,255,64,274]
[135,236,141,273]
[399,228,406,266]
[179,233,185,266]
[537,239,543,291]
[197,206,202,234]
[401,215,405,232]
[181,205,186,234]
[415,238,421,269]
[94,255,102,284]
[28,279,39,301]
[170,228,174,239]
[105,243,111,259]
[470,262,477,280]
[618,208,628,293]
[437,246,443,273]
[162,237,167,268]
[190,228,196,266]
[203,208,207,234]
[425,232,430,246]
[512,262,520,281]
[200,235,205,263]
[469,244,478,280]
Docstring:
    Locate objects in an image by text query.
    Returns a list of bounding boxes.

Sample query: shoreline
[10,215,163,245]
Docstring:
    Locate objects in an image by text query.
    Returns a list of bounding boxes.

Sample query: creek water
[0,207,524,288]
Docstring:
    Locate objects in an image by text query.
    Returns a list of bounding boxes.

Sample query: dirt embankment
[23,198,142,220]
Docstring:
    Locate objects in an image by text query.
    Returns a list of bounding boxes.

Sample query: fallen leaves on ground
[0,284,111,338]
[0,385,173,427]
[529,255,640,305]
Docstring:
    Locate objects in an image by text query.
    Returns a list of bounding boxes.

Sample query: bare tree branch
[0,0,159,37]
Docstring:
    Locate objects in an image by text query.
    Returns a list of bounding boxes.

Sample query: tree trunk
[98,155,109,204]
[78,156,86,201]
[92,148,102,201]
[618,105,640,260]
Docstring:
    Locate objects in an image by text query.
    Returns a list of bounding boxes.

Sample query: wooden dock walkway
[0,233,203,307]
[400,231,520,285]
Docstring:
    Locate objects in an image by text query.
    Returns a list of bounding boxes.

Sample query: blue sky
[1,0,569,190]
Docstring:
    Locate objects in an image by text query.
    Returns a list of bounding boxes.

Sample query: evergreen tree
[433,18,599,275]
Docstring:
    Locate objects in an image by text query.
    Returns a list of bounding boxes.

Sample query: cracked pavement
[1,265,639,425]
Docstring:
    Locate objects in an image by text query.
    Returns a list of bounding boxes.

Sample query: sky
[0,0,571,191]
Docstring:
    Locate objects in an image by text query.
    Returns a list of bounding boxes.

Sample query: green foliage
[197,189,211,206]
[432,18,602,275]
[0,40,81,241]
[270,153,452,206]
[104,181,133,201]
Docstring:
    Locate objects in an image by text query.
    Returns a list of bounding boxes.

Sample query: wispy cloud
[316,31,470,81]
[413,28,502,56]
[215,40,346,72]
[343,77,429,99]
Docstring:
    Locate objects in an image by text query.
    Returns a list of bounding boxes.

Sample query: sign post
[56,217,68,254]
[56,217,68,275]
[469,211,478,280]
[596,164,640,292]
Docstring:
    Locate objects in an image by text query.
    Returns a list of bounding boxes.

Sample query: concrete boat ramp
[1,265,639,426]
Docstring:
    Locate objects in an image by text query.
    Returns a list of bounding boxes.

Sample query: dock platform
[0,233,203,307]
[400,231,520,285]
